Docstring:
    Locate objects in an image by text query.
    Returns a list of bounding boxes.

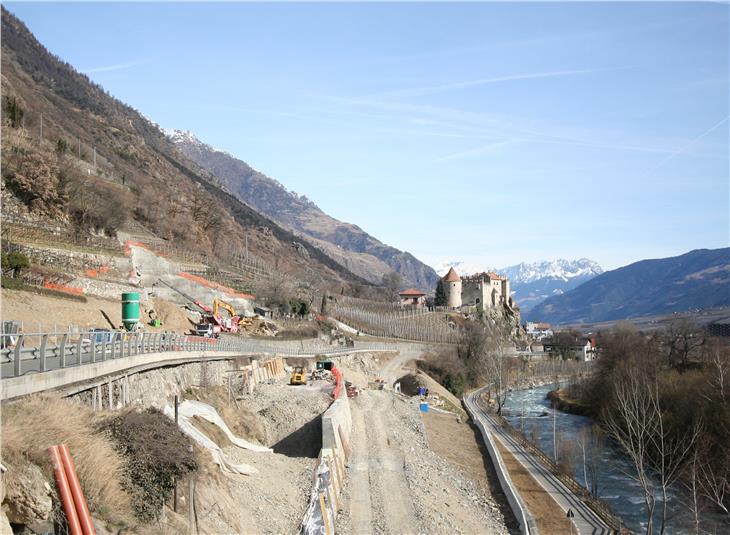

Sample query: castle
[442,267,514,311]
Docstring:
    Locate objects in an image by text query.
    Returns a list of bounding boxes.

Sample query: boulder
[2,464,53,525]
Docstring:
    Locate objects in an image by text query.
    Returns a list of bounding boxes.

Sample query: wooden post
[174,394,180,513]
[187,478,195,535]
[108,379,113,410]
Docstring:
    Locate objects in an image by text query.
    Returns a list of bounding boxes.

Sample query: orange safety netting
[44,281,84,295]
[331,366,343,400]
[177,272,256,300]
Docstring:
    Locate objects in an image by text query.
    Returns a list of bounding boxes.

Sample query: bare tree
[664,318,704,368]
[604,371,659,535]
[478,318,513,415]
[606,368,701,535]
[703,338,729,403]
[381,271,404,300]
[650,398,701,535]
[698,441,730,519]
[683,445,704,535]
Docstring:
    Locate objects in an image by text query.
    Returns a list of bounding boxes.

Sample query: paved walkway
[468,389,612,535]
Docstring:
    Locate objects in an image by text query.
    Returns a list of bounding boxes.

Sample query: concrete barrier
[300,366,351,535]
[464,390,538,535]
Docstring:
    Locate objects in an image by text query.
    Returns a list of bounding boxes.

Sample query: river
[501,383,728,534]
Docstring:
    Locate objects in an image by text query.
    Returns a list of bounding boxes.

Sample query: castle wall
[461,280,484,308]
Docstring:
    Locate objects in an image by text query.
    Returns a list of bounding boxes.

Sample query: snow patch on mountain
[500,259,603,283]
[434,258,602,282]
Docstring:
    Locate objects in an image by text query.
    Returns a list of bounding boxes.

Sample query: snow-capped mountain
[433,258,603,312]
[500,259,603,284]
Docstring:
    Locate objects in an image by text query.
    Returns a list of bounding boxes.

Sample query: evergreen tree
[434,278,447,307]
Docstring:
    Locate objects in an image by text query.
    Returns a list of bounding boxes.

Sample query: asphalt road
[468,388,612,535]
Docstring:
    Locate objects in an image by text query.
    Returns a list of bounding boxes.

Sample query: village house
[525,321,553,340]
[399,288,427,309]
[543,335,597,361]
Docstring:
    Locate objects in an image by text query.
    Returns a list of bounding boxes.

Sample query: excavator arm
[212,298,237,318]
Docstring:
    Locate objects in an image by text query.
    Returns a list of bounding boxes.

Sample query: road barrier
[464,389,537,535]
[488,400,622,532]
[300,365,351,535]
[0,332,397,380]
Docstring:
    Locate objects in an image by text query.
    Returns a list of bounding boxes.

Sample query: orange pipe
[49,445,82,535]
[59,444,96,535]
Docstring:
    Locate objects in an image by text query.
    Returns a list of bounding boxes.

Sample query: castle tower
[443,267,462,308]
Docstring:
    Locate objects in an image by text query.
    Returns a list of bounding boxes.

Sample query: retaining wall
[464,390,538,535]
[300,367,351,535]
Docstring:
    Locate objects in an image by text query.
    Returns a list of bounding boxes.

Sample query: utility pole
[39,113,43,140]
[78,137,81,159]
[93,147,96,170]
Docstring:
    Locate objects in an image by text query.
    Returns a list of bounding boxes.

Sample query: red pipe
[48,445,82,535]
[59,444,97,535]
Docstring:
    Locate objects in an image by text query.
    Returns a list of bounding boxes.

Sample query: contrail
[648,115,729,173]
[81,60,145,74]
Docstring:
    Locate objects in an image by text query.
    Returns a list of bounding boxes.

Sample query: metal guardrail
[464,389,537,535]
[487,406,624,532]
[472,390,624,533]
[0,332,397,379]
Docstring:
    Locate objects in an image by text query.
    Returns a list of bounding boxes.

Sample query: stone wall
[2,242,128,278]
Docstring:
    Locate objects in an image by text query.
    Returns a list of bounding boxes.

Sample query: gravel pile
[237,381,331,445]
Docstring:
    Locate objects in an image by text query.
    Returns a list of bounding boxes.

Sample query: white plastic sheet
[164,400,271,476]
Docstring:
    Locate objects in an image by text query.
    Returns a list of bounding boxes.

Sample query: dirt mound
[150,297,194,332]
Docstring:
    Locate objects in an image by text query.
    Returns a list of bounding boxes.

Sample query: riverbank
[545,388,594,417]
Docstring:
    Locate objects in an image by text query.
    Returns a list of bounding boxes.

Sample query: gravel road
[338,388,511,535]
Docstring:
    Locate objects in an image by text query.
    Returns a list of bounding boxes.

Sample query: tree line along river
[501,383,728,535]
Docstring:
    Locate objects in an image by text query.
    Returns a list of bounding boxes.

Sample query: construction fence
[300,365,351,535]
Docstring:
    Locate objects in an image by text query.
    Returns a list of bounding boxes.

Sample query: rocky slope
[166,129,439,290]
[0,7,368,293]
[526,248,730,324]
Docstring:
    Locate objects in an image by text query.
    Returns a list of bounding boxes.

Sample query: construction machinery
[157,280,248,336]
[290,366,307,385]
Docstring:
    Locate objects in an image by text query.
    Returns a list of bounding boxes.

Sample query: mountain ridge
[166,128,440,290]
[526,248,730,324]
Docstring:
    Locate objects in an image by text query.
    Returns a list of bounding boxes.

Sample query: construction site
[0,205,522,535]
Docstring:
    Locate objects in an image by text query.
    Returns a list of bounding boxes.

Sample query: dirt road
[347,390,420,534]
[338,384,511,535]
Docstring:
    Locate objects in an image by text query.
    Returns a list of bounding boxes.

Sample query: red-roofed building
[399,288,427,309]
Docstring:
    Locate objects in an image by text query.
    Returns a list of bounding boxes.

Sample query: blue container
[418,386,426,396]
[419,402,429,413]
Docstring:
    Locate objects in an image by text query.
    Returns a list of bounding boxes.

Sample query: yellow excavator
[290,366,307,386]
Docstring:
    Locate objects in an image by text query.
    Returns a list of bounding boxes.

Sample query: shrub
[5,152,61,213]
[1,251,30,277]
[100,408,198,521]
[3,95,24,128]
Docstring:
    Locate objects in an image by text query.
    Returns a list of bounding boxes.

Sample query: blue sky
[8,2,729,270]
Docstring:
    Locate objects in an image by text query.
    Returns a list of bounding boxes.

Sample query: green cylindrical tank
[121,292,140,331]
